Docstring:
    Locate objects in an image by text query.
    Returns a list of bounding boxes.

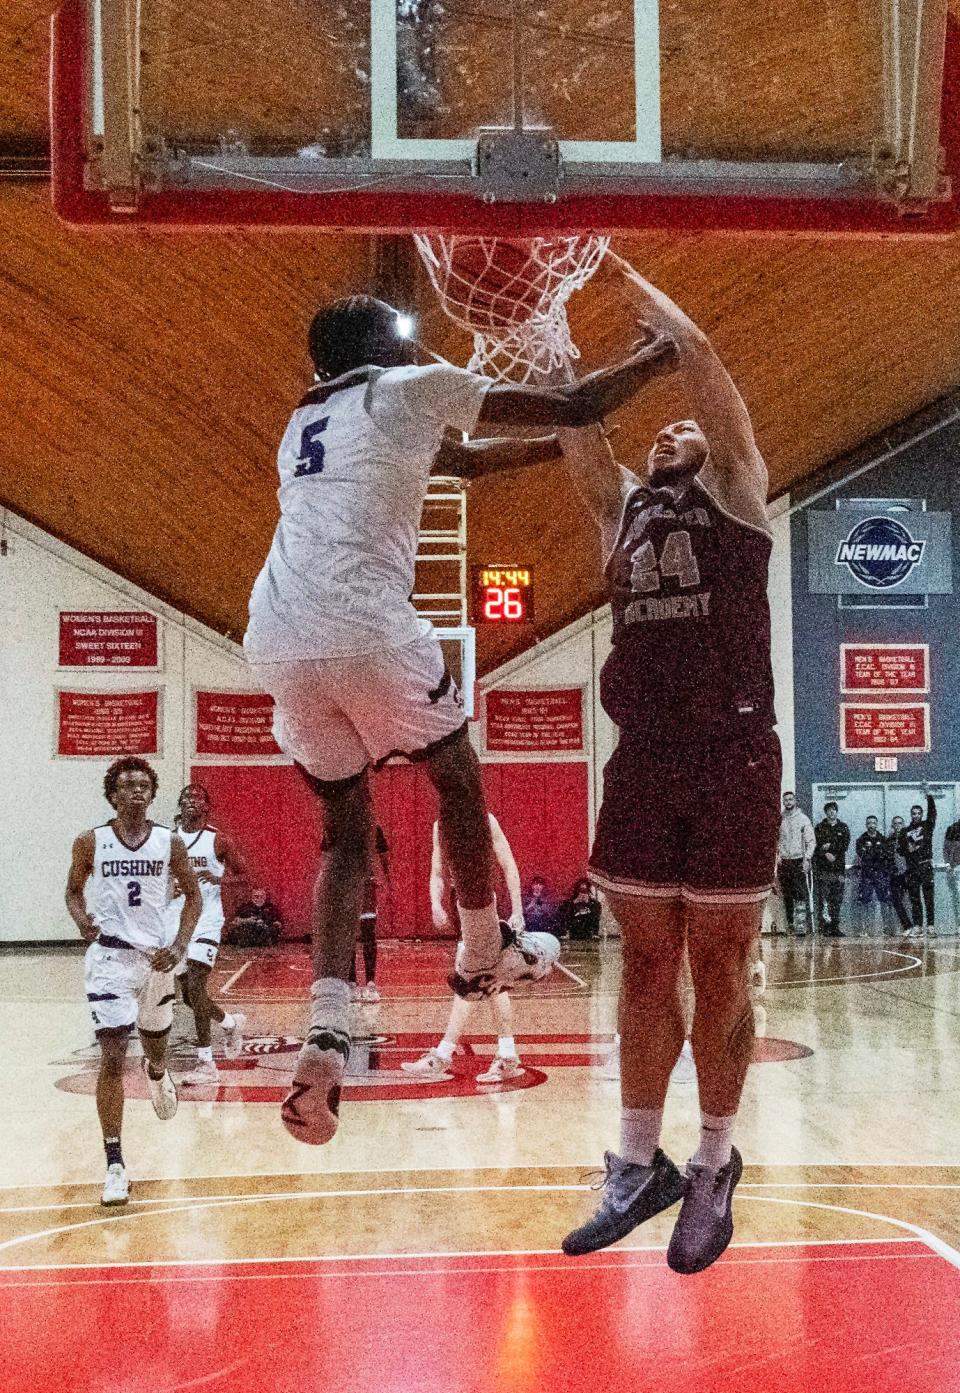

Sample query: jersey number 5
[630,530,701,593]
[294,417,329,477]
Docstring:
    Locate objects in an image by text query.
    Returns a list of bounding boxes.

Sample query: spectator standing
[813,802,850,936]
[898,789,937,936]
[854,816,891,934]
[945,816,960,933]
[228,888,283,947]
[885,817,913,933]
[776,792,814,935]
[559,879,603,941]
[523,876,557,935]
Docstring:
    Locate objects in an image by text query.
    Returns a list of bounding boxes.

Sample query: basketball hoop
[414,234,609,382]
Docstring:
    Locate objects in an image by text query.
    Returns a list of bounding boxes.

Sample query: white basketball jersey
[89,823,174,952]
[244,361,490,661]
[166,825,224,937]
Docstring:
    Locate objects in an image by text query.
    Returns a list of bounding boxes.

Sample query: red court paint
[4,1243,957,1392]
[54,1034,810,1104]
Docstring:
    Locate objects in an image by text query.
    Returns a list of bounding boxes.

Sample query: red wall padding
[192,761,589,938]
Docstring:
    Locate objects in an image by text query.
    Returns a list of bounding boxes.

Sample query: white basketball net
[414,234,609,381]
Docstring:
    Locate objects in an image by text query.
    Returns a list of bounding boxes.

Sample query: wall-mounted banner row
[840,702,931,755]
[59,611,159,668]
[840,643,929,694]
[56,689,161,757]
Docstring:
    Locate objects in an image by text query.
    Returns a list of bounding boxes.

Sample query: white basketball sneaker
[281,1026,350,1146]
[101,1163,129,1208]
[181,1060,220,1087]
[450,926,561,999]
[400,1048,452,1079]
[223,1012,246,1060]
[477,1055,523,1084]
[141,1059,178,1120]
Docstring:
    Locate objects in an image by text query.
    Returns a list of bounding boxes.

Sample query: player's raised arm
[65,831,97,942]
[433,432,563,479]
[607,254,769,530]
[476,333,679,429]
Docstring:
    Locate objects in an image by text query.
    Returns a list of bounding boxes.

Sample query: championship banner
[485,688,584,754]
[56,690,160,757]
[840,643,929,694]
[840,703,930,754]
[808,509,952,594]
[59,612,159,668]
[195,691,283,757]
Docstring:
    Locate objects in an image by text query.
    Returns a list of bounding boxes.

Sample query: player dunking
[65,757,202,1207]
[558,267,780,1273]
[244,294,678,1145]
[167,783,248,1085]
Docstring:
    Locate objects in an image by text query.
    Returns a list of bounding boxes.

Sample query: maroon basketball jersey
[601,477,775,739]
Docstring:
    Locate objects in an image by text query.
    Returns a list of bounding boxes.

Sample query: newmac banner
[808,509,953,594]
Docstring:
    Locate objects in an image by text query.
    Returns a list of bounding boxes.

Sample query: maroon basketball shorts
[590,727,782,905]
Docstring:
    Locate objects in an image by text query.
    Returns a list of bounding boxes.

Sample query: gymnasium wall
[789,396,960,801]
[0,513,270,944]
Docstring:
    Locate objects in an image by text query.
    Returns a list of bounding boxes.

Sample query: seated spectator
[522,875,557,934]
[559,878,602,941]
[227,887,283,948]
[946,815,960,932]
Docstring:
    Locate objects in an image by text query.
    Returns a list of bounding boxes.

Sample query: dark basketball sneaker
[281,1027,351,1146]
[561,1149,687,1257]
[666,1147,743,1275]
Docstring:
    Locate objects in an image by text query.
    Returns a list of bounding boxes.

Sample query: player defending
[403,814,541,1083]
[244,294,679,1145]
[167,783,248,1085]
[65,757,202,1207]
[558,265,780,1273]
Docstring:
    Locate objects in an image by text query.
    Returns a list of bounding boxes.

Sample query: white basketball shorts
[173,921,223,976]
[84,942,176,1037]
[250,628,466,784]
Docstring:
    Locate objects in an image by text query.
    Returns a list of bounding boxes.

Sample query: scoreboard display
[471,566,535,624]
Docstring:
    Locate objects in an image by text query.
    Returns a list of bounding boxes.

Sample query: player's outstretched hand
[627,327,680,376]
[195,869,220,885]
[508,911,526,935]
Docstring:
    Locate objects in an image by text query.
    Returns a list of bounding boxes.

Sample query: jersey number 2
[127,880,142,908]
[630,530,701,593]
[294,417,329,477]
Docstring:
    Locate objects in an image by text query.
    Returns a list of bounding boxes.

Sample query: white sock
[435,1038,456,1063]
[693,1112,736,1171]
[197,1046,214,1065]
[457,902,502,976]
[221,1012,235,1031]
[619,1106,664,1167]
[308,977,351,1039]
[498,1035,518,1060]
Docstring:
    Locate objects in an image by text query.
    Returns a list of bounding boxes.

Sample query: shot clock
[471,565,535,623]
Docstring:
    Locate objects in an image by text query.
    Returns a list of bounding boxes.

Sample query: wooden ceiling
[2,3,960,672]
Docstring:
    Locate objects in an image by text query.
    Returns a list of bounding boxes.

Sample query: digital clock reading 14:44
[471,565,535,623]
